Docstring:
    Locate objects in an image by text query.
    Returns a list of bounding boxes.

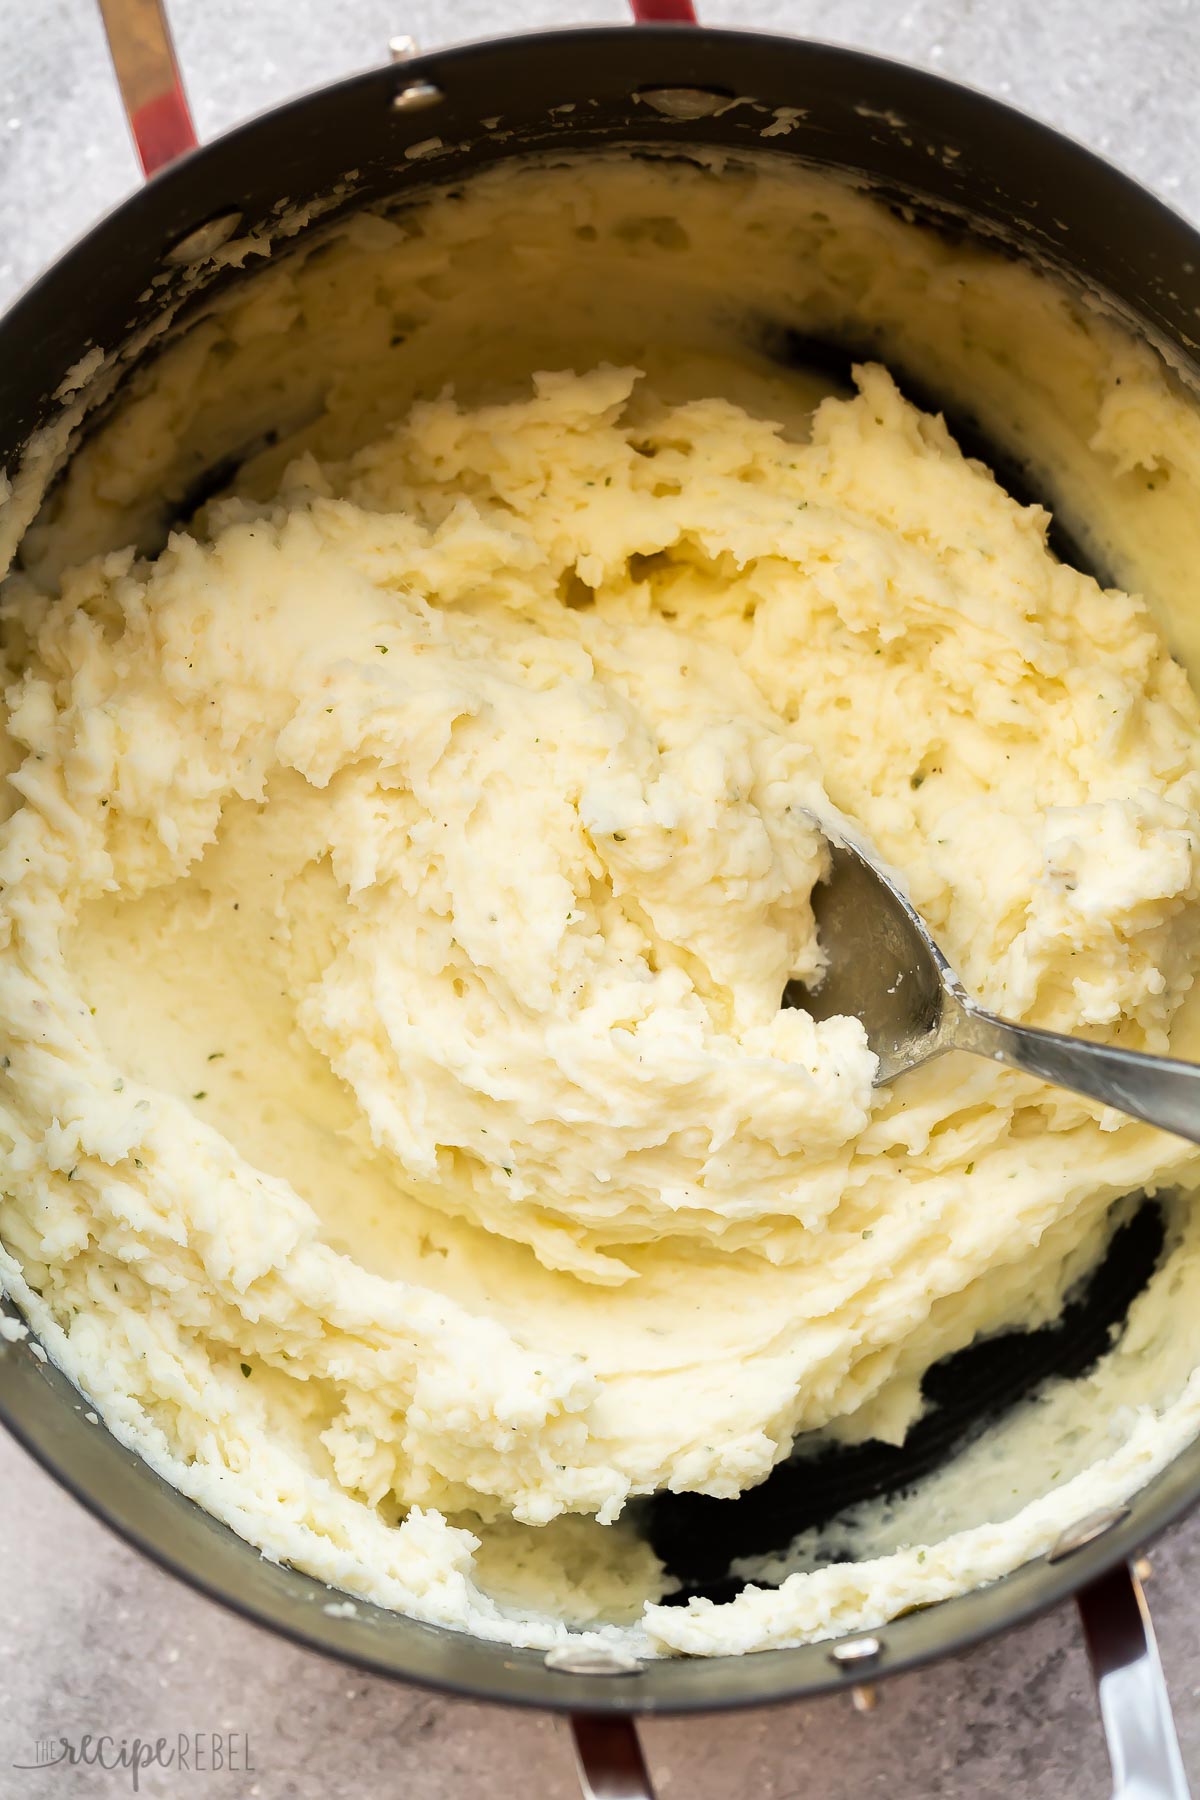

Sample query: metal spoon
[785,833,1200,1143]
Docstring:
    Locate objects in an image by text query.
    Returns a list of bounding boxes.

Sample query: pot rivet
[544,1644,643,1677]
[638,87,727,121]
[1134,1555,1153,1583]
[830,1635,882,1666]
[393,80,443,113]
[851,1683,879,1713]
[164,210,244,266]
[1047,1505,1131,1561]
[388,34,418,62]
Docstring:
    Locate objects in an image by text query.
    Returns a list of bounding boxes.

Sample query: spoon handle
[947,1003,1200,1145]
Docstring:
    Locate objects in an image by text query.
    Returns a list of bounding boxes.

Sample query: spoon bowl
[786,830,1200,1141]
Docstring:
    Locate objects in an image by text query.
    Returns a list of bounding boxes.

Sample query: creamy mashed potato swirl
[3,158,1200,1656]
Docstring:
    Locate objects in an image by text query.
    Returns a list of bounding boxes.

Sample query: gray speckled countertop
[2,3,1200,1796]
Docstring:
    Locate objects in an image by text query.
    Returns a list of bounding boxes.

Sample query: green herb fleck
[193,1090,207,1102]
[240,1363,253,1378]
[207,1051,225,1062]
[376,643,389,654]
[965,1161,974,1174]
[910,771,925,790]
[612,831,626,842]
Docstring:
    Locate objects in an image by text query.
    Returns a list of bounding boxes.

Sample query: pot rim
[5,1331,1198,1714]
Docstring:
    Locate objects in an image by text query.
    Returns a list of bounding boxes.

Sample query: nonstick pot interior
[3,24,1200,1713]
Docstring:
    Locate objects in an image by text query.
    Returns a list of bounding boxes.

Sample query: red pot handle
[95,0,197,177]
[95,0,696,179]
[630,1,699,18]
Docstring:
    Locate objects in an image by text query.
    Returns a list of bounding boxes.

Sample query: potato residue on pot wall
[3,156,1200,1656]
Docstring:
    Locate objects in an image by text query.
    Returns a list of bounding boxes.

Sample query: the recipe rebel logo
[11,1731,256,1790]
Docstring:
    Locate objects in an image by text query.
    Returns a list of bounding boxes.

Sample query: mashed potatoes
[3,156,1200,1657]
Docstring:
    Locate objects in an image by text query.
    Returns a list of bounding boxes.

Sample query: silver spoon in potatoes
[786,829,1200,1141]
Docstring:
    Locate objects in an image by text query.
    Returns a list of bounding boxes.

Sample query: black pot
[1,9,1197,1797]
